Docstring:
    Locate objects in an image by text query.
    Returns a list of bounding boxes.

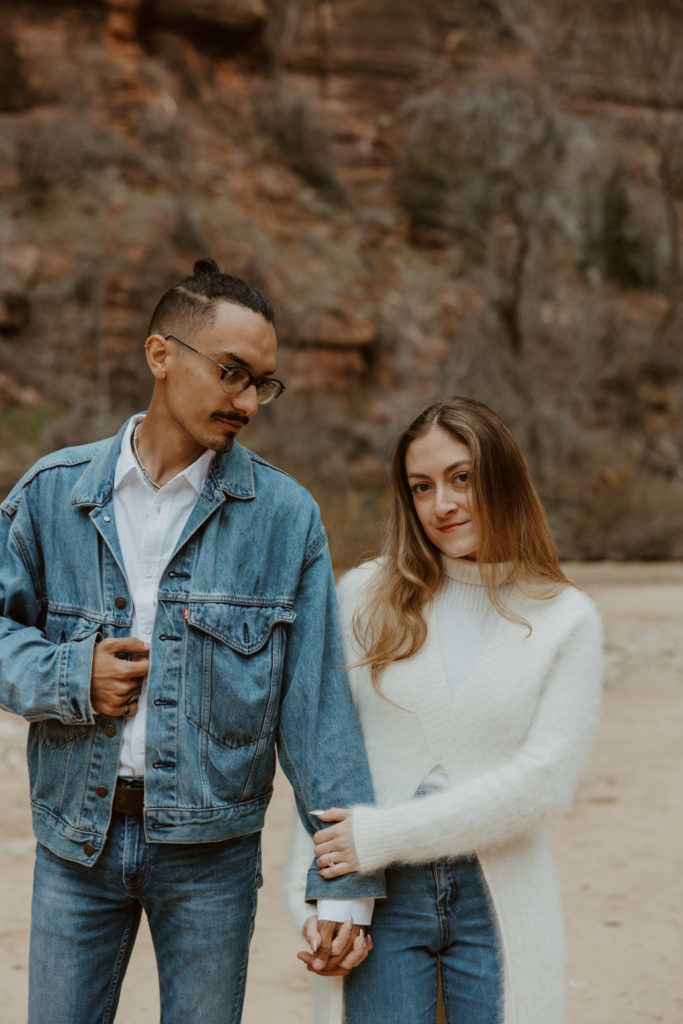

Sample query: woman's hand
[297,914,372,976]
[312,807,360,878]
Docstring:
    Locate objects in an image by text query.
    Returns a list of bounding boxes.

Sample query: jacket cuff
[304,861,385,902]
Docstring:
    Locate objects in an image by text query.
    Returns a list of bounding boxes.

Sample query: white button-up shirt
[110,415,371,925]
[112,415,215,778]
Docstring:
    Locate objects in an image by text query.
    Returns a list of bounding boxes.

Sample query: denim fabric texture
[0,419,383,903]
[28,822,262,1024]
[343,857,502,1024]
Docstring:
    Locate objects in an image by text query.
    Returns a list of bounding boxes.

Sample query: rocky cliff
[1,0,682,560]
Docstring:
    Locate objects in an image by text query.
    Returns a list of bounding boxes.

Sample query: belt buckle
[113,777,145,815]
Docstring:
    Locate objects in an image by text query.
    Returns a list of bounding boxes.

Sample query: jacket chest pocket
[184,602,296,749]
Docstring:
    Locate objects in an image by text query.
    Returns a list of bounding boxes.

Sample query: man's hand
[297,916,372,976]
[90,637,150,717]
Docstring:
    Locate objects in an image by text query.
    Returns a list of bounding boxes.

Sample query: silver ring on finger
[124,696,138,717]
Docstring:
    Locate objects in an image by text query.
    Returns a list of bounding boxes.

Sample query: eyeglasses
[165,335,285,405]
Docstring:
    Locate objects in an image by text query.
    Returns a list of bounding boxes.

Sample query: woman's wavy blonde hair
[353,396,570,686]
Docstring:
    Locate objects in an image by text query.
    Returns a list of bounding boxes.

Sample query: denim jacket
[0,420,384,902]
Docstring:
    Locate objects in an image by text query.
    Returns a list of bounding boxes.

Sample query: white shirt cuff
[316,898,374,927]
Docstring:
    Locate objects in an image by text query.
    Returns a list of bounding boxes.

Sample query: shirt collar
[71,416,255,508]
[114,414,215,496]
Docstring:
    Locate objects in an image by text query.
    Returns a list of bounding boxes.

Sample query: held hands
[297,916,372,976]
[90,637,150,717]
[298,813,370,976]
[312,808,360,878]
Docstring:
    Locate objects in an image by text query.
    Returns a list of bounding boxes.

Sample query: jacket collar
[71,416,256,508]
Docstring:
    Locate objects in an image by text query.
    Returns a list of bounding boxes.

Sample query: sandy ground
[1,562,681,1023]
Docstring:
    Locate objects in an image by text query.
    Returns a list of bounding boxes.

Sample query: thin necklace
[132,424,162,491]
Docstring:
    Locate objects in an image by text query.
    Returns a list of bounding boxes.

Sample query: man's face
[159,300,278,455]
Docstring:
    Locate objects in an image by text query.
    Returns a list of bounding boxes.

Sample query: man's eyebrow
[218,352,276,376]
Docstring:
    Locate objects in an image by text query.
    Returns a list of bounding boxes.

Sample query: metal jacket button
[115,596,127,609]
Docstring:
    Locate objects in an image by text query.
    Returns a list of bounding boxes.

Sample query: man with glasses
[0,259,382,1023]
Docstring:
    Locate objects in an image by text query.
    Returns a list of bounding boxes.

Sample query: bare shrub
[581,165,652,288]
[553,460,683,561]
[0,33,34,113]
[16,117,138,206]
[394,83,565,258]
[253,84,346,200]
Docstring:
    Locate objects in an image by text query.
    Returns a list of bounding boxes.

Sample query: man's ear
[145,334,171,381]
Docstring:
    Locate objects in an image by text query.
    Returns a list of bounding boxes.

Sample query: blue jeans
[28,813,262,1024]
[343,857,502,1024]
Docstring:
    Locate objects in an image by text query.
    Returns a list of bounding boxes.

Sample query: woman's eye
[453,472,469,485]
[412,482,431,495]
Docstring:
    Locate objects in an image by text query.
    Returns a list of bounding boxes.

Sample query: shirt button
[103,515,111,523]
[104,724,117,737]
[83,843,96,857]
[115,596,127,609]
[95,786,108,798]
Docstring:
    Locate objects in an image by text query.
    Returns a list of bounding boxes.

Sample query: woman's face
[404,426,479,561]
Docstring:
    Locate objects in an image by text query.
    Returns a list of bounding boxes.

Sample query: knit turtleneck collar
[441,555,483,584]
[440,555,514,586]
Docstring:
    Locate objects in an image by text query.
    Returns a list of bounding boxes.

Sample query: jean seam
[439,955,450,1024]
[123,853,150,892]
[432,862,450,950]
[123,813,150,894]
[102,911,139,1024]
[228,841,261,1024]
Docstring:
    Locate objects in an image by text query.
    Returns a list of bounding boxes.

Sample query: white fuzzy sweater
[286,557,604,1024]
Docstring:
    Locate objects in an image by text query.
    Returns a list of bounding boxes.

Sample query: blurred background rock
[1,0,682,566]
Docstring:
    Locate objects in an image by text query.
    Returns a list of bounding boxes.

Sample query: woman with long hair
[288,395,604,1024]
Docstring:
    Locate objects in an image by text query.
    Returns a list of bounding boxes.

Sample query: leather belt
[113,778,144,815]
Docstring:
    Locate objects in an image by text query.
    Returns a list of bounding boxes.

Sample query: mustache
[211,412,250,426]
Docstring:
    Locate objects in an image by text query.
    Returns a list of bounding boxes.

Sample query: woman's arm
[283,813,318,935]
[316,600,604,875]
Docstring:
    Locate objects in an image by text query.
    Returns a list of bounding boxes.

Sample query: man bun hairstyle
[147,258,275,338]
[193,257,220,276]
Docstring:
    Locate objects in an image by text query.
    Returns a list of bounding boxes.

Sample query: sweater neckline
[440,555,513,586]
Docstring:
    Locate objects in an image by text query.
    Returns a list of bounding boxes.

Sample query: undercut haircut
[147,258,275,339]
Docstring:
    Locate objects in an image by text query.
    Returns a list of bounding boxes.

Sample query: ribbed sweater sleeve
[351,597,604,873]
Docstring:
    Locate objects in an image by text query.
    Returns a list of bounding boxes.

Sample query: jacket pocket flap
[188,603,296,654]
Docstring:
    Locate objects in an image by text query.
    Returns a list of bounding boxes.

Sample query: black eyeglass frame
[165,334,285,405]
